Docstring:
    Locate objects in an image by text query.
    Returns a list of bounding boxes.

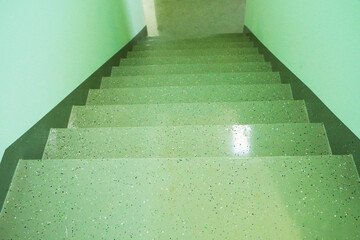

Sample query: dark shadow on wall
[244,26,360,172]
[0,25,147,210]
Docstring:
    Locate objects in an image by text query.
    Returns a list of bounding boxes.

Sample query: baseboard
[0,26,147,210]
[244,26,360,172]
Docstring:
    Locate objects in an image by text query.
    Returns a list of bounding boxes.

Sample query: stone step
[68,100,309,128]
[127,47,259,58]
[3,155,358,239]
[120,54,265,66]
[87,84,293,105]
[43,123,331,159]
[112,62,272,76]
[138,36,251,45]
[144,32,249,41]
[100,72,281,89]
[133,41,254,51]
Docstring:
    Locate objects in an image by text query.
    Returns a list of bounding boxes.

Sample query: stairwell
[0,33,359,239]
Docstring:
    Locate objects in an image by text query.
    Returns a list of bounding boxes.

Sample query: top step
[133,41,254,51]
[144,33,249,41]
[138,36,251,45]
[127,47,259,58]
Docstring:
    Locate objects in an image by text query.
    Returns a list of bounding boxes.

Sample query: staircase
[1,33,359,239]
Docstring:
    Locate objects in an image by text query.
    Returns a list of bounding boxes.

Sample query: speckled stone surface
[87,84,293,105]
[133,41,254,51]
[68,100,309,128]
[146,33,249,40]
[127,47,259,58]
[139,36,251,44]
[120,54,265,66]
[2,156,358,239]
[42,123,331,159]
[112,62,271,76]
[100,72,281,89]
[3,33,359,238]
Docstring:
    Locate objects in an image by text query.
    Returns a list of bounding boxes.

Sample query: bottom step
[1,156,359,239]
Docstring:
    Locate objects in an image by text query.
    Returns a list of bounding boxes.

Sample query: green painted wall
[0,0,146,160]
[245,0,360,138]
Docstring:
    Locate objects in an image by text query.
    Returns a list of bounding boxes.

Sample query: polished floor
[1,34,359,239]
[2,156,359,239]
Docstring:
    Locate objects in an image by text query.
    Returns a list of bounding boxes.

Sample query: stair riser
[133,42,254,51]
[87,85,293,105]
[69,101,309,128]
[112,63,272,76]
[120,55,265,66]
[43,124,331,159]
[127,47,259,58]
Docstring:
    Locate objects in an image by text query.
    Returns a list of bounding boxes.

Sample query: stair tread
[69,100,309,128]
[43,123,331,159]
[87,84,293,105]
[112,62,272,76]
[101,72,281,88]
[127,47,259,57]
[4,155,356,239]
[133,41,254,51]
[120,54,265,65]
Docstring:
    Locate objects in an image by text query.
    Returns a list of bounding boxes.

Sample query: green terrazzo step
[139,36,251,44]
[133,41,254,51]
[120,54,265,66]
[127,47,258,58]
[87,84,293,105]
[2,156,358,239]
[43,123,331,159]
[69,100,309,128]
[100,72,281,89]
[144,33,249,41]
[112,62,271,76]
